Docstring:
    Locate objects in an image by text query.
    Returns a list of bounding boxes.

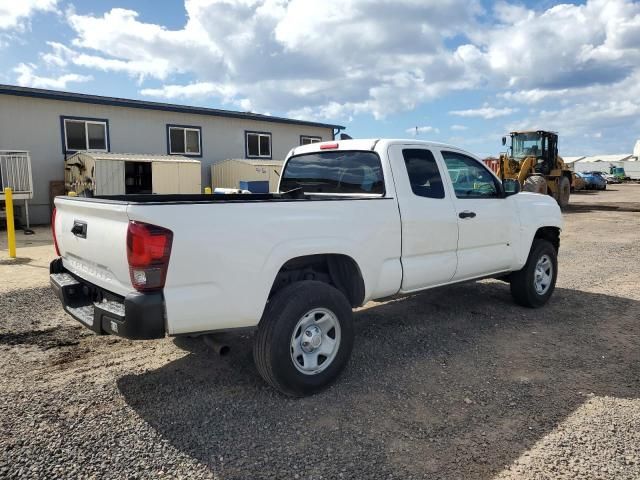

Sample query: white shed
[621,158,640,179]
[573,154,635,173]
[562,156,585,170]
[211,159,284,192]
[65,152,201,196]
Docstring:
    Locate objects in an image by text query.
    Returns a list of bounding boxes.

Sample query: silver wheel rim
[534,254,553,295]
[290,308,341,375]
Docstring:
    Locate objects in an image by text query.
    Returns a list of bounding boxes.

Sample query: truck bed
[53,192,402,334]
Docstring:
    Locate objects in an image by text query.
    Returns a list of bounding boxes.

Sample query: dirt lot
[1,186,639,479]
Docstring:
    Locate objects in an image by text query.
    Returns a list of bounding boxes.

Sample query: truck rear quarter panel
[128,198,402,335]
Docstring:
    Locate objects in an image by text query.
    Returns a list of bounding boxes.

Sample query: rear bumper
[49,258,166,339]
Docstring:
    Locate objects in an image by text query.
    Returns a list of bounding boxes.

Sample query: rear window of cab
[280,151,385,195]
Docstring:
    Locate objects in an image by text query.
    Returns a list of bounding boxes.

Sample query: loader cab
[506,131,558,175]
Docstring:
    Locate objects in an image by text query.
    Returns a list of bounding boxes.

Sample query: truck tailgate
[54,197,133,296]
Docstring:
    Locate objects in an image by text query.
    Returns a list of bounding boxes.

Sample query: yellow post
[204,187,212,194]
[4,187,16,258]
[68,191,77,197]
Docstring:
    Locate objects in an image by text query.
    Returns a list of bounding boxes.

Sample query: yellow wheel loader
[499,130,572,208]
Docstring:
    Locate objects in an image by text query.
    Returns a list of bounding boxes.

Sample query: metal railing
[0,151,33,199]
[1,151,34,229]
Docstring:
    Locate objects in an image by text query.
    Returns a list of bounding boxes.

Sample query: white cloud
[405,126,440,135]
[450,106,518,119]
[140,82,239,104]
[467,0,640,90]
[451,124,468,131]
[14,0,640,147]
[0,0,58,31]
[41,41,73,67]
[66,8,211,81]
[52,0,484,120]
[14,63,91,90]
[507,69,640,133]
[499,89,571,105]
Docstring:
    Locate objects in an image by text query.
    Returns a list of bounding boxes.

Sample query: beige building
[0,85,343,224]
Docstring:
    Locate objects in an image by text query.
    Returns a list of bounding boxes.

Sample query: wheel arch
[269,253,366,308]
[534,226,560,252]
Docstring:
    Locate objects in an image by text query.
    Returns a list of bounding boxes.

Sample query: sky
[0,0,639,157]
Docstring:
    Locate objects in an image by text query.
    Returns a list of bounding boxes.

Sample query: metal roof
[0,84,345,130]
[562,156,586,164]
[217,158,284,166]
[578,154,635,163]
[68,151,200,163]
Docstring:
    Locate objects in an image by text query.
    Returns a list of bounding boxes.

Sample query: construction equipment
[498,131,572,208]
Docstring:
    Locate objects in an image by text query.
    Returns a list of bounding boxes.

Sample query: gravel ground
[1,185,639,479]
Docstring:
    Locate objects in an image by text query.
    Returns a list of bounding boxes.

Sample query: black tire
[557,176,570,208]
[523,175,547,194]
[510,239,558,308]
[253,281,354,397]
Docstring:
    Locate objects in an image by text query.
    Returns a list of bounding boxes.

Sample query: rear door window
[402,148,445,199]
[280,151,385,194]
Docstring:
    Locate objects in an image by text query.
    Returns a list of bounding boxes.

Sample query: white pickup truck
[50,139,562,396]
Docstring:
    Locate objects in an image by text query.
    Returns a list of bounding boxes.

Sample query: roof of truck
[292,138,477,157]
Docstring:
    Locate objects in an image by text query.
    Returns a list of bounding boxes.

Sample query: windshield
[279,151,384,195]
[512,133,543,160]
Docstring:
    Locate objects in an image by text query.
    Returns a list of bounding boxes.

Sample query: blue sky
[1,0,639,157]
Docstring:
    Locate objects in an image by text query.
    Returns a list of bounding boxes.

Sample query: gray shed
[65,152,201,196]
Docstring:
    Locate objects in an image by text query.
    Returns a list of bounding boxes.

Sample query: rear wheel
[510,239,558,308]
[557,176,571,208]
[253,281,354,397]
[523,175,547,195]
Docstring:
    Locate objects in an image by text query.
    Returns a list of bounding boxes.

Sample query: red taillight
[126,221,173,292]
[51,207,60,256]
[320,142,339,150]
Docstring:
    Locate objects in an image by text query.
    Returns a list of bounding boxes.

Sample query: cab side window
[402,149,445,199]
[442,151,500,199]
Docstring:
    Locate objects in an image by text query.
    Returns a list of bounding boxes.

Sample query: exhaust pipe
[202,334,230,356]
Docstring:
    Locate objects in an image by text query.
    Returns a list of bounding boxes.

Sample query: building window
[62,117,108,153]
[167,125,202,156]
[300,135,322,145]
[246,131,272,158]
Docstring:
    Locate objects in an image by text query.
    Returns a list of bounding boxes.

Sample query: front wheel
[510,239,558,308]
[253,281,354,397]
[523,175,547,195]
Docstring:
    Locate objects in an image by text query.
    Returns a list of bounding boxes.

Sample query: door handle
[459,211,476,219]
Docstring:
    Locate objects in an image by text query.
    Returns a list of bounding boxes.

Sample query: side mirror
[501,136,507,146]
[503,178,520,196]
